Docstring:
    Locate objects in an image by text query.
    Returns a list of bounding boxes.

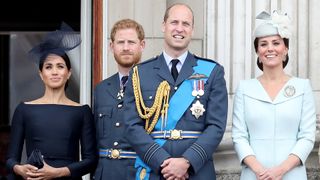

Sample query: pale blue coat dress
[232,77,316,180]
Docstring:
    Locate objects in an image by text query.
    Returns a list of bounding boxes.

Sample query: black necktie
[171,59,179,81]
[121,76,128,87]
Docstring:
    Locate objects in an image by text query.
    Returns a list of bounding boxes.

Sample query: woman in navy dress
[6,23,97,180]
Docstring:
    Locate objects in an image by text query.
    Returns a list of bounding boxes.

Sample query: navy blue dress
[6,103,97,180]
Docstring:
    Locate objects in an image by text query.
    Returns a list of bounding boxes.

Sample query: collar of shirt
[163,50,188,73]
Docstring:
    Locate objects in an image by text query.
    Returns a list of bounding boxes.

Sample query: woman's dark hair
[39,53,71,71]
[39,53,71,89]
[254,37,289,71]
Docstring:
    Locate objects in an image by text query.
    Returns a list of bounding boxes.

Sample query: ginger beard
[114,51,141,68]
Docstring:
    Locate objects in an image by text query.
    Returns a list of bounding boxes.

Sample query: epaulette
[137,55,159,66]
[130,55,158,70]
[193,54,219,64]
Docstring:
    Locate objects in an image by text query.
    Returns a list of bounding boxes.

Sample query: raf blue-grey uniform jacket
[94,73,136,180]
[123,52,228,179]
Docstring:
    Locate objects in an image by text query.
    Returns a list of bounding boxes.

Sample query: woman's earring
[283,54,287,61]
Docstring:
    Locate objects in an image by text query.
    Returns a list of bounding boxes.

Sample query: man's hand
[161,157,190,180]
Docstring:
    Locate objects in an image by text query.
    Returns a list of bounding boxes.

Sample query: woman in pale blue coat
[232,11,316,180]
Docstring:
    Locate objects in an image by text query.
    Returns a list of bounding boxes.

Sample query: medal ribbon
[135,59,216,180]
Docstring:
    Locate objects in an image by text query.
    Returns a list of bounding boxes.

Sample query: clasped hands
[161,157,190,180]
[255,166,284,180]
[14,161,68,180]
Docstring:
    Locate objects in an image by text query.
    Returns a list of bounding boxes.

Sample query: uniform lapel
[155,54,175,86]
[105,73,121,99]
[175,53,196,85]
[155,53,197,86]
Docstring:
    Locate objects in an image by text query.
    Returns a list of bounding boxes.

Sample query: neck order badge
[117,76,129,100]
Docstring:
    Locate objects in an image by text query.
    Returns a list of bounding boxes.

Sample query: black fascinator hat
[28,22,81,65]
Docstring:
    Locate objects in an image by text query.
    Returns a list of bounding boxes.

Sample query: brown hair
[163,3,194,25]
[110,19,145,42]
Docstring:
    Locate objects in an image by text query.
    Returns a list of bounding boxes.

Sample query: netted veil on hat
[254,10,291,39]
[28,22,81,64]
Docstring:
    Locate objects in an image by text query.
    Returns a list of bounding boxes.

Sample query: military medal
[117,83,125,100]
[191,79,205,97]
[117,76,128,100]
[284,85,295,97]
[198,80,204,96]
[192,80,198,96]
[190,100,205,119]
[117,89,124,100]
[189,74,207,119]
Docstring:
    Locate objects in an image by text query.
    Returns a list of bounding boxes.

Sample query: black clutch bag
[27,149,44,169]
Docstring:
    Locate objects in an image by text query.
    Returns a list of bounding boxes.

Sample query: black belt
[99,148,137,159]
[150,130,202,140]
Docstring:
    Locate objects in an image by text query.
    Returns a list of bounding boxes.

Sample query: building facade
[101,0,320,178]
[3,0,319,179]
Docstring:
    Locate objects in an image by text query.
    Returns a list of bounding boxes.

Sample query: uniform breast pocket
[141,90,156,107]
[95,106,113,137]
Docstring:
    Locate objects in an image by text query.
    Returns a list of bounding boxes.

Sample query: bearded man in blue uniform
[94,19,145,180]
[123,3,228,180]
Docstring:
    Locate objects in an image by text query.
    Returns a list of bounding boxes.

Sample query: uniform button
[115,122,120,127]
[113,142,119,146]
[117,104,123,108]
[149,96,152,99]
[174,86,178,90]
[99,113,103,117]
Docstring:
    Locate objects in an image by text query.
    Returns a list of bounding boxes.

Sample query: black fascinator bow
[28,22,81,64]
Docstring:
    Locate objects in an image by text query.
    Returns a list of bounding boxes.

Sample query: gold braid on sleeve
[132,66,170,134]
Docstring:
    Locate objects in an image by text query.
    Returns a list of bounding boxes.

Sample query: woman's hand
[257,154,301,180]
[25,161,70,180]
[13,164,39,179]
[258,166,284,180]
